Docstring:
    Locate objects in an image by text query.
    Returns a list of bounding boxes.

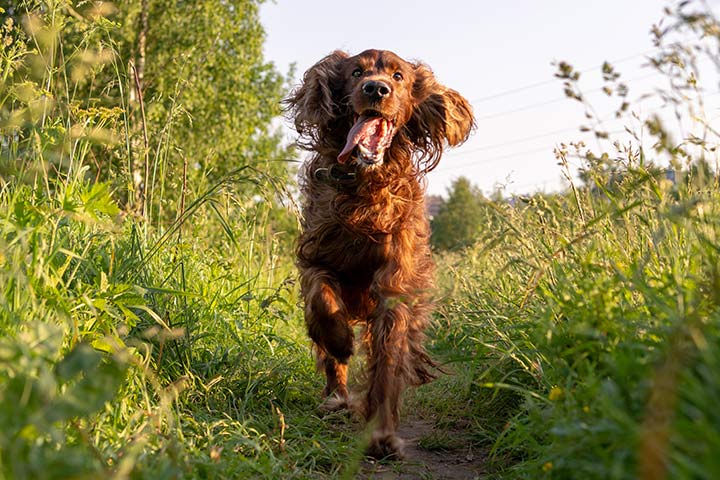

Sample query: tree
[1,0,291,219]
[113,0,293,218]
[430,176,486,251]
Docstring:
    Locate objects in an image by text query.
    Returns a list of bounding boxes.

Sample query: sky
[260,1,720,197]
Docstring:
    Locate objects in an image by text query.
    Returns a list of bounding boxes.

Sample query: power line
[452,75,719,160]
[447,120,630,160]
[439,107,720,192]
[429,61,720,189]
[472,56,718,121]
[469,49,658,104]
[438,145,558,172]
[452,125,583,154]
[437,129,628,173]
[452,99,662,158]
[474,71,662,121]
[436,91,720,174]
[470,78,566,104]
[475,96,573,121]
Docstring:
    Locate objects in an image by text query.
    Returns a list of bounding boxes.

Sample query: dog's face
[286,49,475,173]
[337,50,416,166]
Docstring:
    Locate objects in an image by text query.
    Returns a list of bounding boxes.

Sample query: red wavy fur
[284,49,475,459]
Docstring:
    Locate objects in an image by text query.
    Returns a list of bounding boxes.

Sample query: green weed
[2,1,720,479]
[432,4,720,477]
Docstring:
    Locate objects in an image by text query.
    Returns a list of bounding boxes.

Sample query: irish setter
[285,49,475,458]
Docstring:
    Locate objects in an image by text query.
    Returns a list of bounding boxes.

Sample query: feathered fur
[284,49,475,458]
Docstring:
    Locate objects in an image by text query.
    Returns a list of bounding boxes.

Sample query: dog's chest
[334,185,416,235]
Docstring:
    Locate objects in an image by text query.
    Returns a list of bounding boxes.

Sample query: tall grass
[3,1,720,479]
[436,173,720,475]
[0,3,325,478]
[432,4,720,478]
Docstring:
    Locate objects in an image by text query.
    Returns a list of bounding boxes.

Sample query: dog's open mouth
[337,113,395,166]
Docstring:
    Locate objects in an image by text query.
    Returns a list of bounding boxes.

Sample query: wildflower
[549,386,563,401]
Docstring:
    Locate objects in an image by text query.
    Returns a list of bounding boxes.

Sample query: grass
[2,1,720,479]
[432,177,720,478]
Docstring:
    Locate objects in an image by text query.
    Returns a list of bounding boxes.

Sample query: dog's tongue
[337,115,389,164]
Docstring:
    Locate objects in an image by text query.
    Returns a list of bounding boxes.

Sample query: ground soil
[359,417,485,479]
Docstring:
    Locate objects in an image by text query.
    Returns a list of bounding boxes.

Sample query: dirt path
[360,418,485,479]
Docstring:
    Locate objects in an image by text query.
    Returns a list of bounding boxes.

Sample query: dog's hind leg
[364,298,410,459]
[363,248,436,459]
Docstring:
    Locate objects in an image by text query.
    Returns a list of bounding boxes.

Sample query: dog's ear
[284,50,349,150]
[405,63,476,172]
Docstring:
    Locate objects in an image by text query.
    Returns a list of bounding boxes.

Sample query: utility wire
[469,49,659,104]
[437,130,628,173]
[448,118,633,159]
[453,125,583,153]
[437,145,562,172]
[431,54,720,190]
[473,56,717,121]
[452,72,718,161]
[436,92,720,175]
[474,71,661,121]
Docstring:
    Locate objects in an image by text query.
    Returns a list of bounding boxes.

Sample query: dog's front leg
[300,266,354,407]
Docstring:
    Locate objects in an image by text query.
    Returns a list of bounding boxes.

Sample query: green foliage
[431,3,720,478]
[112,0,292,192]
[0,0,292,220]
[2,0,720,478]
[0,2,312,478]
[437,168,720,478]
[0,325,128,478]
[431,176,487,251]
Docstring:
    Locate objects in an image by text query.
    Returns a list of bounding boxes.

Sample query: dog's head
[285,49,475,173]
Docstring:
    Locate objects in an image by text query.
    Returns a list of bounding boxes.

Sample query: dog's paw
[319,393,350,413]
[366,432,405,460]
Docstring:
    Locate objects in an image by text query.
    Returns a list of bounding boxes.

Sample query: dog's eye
[352,68,363,78]
[393,72,404,81]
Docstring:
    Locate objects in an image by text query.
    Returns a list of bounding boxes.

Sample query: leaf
[55,343,101,382]
[78,182,120,219]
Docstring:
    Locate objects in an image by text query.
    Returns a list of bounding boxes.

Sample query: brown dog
[285,49,475,458]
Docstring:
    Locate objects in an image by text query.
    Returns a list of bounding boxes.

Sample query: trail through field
[360,417,485,479]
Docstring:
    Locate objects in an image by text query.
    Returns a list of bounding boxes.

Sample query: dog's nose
[362,80,391,99]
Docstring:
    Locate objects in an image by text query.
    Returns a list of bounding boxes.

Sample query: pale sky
[260,1,720,197]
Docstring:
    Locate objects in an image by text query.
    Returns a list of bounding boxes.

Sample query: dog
[285,48,475,458]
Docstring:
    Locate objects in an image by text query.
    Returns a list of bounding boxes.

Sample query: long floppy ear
[405,63,476,172]
[283,50,349,151]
